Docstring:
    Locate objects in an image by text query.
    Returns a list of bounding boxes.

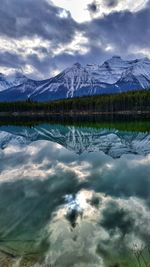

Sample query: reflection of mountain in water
[0,124,150,158]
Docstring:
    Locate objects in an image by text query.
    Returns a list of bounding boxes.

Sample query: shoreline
[0,110,150,116]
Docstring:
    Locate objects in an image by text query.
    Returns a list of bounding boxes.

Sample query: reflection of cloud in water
[0,140,150,265]
[47,190,150,266]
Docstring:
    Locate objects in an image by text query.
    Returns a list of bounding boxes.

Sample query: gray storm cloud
[0,0,149,78]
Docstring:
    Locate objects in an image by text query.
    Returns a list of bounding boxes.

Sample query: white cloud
[52,0,148,22]
[53,31,89,56]
[102,0,149,14]
[52,0,92,22]
[131,45,150,58]
[0,32,89,76]
[0,36,49,57]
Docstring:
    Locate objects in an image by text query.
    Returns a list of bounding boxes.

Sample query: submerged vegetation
[0,89,150,114]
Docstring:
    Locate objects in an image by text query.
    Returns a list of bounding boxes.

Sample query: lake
[0,116,150,267]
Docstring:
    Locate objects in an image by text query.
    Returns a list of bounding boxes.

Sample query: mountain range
[0,56,150,102]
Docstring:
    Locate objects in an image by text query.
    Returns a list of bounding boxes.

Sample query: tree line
[0,89,150,113]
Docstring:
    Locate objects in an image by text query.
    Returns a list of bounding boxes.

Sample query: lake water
[0,117,150,267]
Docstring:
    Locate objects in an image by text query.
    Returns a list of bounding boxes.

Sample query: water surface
[0,117,150,267]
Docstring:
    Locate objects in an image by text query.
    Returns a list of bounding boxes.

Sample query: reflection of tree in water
[132,243,150,267]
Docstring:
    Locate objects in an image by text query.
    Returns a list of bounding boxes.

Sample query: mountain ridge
[0,56,150,101]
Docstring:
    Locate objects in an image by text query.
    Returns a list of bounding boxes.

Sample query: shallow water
[0,119,150,266]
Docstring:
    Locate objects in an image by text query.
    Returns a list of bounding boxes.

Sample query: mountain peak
[8,69,27,80]
[14,71,26,79]
[138,57,150,63]
[73,62,82,68]
[111,55,122,59]
[108,55,124,63]
[103,55,125,67]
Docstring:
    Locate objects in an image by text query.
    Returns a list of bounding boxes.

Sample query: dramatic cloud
[0,0,149,78]
[0,0,79,78]
[83,3,150,61]
[0,0,77,41]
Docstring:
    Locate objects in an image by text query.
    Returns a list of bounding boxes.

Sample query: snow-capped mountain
[0,124,150,158]
[0,73,13,91]
[9,71,29,87]
[0,71,34,92]
[0,56,150,101]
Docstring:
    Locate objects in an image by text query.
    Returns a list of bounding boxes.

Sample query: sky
[0,0,150,79]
